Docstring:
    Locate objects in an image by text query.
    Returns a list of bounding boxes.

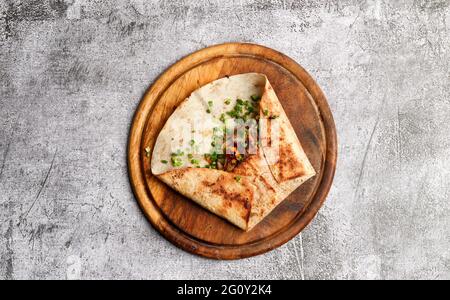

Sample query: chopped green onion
[263,109,269,116]
[171,150,184,157]
[251,95,261,102]
[208,100,213,107]
[225,99,231,105]
[161,160,168,164]
[234,176,242,183]
[171,157,183,167]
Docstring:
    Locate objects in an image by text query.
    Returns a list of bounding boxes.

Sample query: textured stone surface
[0,0,449,280]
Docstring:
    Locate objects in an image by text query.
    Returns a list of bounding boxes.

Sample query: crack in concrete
[353,94,387,202]
[0,139,11,183]
[22,149,58,220]
[397,106,403,171]
[4,220,14,280]
[292,233,306,280]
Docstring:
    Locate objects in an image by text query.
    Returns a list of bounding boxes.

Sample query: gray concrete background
[0,0,449,280]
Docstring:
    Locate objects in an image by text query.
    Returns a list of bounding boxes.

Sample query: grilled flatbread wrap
[151,73,315,231]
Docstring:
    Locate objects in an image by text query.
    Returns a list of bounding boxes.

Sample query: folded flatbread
[151,73,315,231]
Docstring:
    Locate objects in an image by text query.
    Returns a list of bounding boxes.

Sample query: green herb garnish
[208,100,213,107]
[171,157,183,167]
[251,95,261,102]
[227,104,243,118]
[189,139,195,146]
[171,150,184,157]
[190,159,199,164]
[161,160,168,164]
[206,109,211,114]
[234,176,242,183]
[263,109,269,116]
[205,152,218,162]
[226,98,258,120]
[225,99,231,105]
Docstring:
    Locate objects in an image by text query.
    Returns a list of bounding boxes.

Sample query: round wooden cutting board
[128,43,337,259]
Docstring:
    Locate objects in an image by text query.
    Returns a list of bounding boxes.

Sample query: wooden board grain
[128,43,337,259]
